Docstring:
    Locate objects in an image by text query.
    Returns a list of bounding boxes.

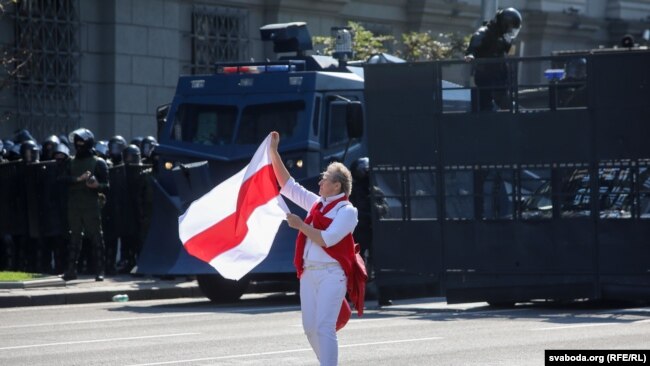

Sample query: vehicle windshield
[236,101,304,145]
[172,100,305,146]
[172,104,237,146]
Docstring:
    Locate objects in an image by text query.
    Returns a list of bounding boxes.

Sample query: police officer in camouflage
[62,128,110,281]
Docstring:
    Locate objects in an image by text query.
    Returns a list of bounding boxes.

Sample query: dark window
[327,101,349,147]
[478,169,515,220]
[312,97,321,136]
[444,170,474,220]
[559,167,591,218]
[598,163,633,219]
[520,168,552,220]
[639,166,650,219]
[373,169,403,220]
[409,169,437,220]
[236,101,304,145]
[172,104,237,145]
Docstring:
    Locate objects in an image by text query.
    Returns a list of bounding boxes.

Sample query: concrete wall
[80,0,182,142]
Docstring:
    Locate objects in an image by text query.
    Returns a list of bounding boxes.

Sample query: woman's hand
[270,131,279,152]
[286,213,303,230]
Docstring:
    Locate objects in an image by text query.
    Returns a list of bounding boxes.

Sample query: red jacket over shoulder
[294,196,367,330]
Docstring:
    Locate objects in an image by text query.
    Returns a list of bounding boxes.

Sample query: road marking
[531,323,619,331]
[0,313,213,329]
[125,336,443,366]
[0,305,300,330]
[0,333,199,351]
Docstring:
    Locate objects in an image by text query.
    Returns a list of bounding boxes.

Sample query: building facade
[0,0,648,142]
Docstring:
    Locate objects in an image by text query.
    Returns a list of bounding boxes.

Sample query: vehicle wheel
[197,274,250,303]
[487,301,516,308]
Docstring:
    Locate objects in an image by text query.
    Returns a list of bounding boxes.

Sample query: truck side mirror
[156,104,170,139]
[346,101,363,139]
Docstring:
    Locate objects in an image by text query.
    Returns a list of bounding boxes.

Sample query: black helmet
[108,135,128,161]
[13,128,36,144]
[495,8,522,40]
[58,134,71,148]
[130,136,144,149]
[95,140,109,159]
[350,157,370,182]
[141,136,158,158]
[41,135,60,161]
[69,128,95,156]
[3,140,16,160]
[7,143,21,161]
[20,140,40,163]
[122,144,141,165]
[53,143,70,160]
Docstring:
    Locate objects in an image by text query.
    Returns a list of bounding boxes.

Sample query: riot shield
[107,164,128,236]
[124,164,151,236]
[0,161,28,236]
[25,161,64,238]
[171,161,213,211]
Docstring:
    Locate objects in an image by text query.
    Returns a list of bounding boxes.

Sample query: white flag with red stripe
[178,134,288,280]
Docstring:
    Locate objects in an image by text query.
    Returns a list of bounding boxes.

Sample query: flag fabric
[178,134,288,280]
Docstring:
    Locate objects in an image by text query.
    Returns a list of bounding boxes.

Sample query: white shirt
[281,177,358,264]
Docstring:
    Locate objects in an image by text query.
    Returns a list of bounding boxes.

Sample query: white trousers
[300,263,347,366]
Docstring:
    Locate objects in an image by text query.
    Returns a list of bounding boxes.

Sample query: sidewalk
[0,274,203,308]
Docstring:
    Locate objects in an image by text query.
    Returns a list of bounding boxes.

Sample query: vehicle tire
[197,274,250,303]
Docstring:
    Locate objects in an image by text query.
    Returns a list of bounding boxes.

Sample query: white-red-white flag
[178,134,288,280]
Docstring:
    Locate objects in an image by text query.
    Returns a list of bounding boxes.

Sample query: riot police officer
[41,135,61,161]
[130,136,144,151]
[13,129,36,145]
[52,143,72,274]
[62,128,109,281]
[94,140,109,160]
[108,135,128,165]
[117,144,145,272]
[349,157,373,263]
[140,136,158,166]
[103,135,128,274]
[465,7,522,111]
[23,140,67,273]
[348,157,390,305]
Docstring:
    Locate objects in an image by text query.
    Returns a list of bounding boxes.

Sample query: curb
[0,281,205,308]
[0,276,66,289]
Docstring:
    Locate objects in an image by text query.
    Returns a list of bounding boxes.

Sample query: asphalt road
[1,294,649,366]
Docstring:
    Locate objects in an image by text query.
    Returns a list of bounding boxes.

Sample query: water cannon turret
[260,22,313,56]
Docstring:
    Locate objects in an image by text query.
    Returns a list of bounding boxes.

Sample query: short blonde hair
[326,162,353,197]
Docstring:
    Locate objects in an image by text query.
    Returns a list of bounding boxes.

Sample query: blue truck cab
[136,22,366,301]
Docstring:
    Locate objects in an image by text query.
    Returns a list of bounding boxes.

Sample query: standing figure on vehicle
[464,7,522,112]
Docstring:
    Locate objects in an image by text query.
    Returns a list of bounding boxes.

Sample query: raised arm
[269,131,290,188]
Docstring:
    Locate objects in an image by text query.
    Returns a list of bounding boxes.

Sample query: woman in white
[269,131,358,366]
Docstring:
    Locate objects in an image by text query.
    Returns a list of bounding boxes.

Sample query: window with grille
[12,0,81,138]
[190,6,249,75]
